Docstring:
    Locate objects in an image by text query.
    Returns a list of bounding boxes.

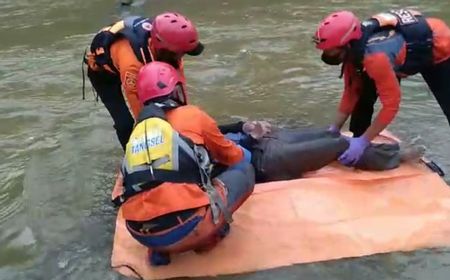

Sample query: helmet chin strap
[339,46,351,78]
[148,38,156,61]
[153,98,181,110]
[321,51,345,66]
[320,45,350,79]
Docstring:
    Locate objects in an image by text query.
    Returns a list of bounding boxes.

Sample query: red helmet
[137,61,186,104]
[150,12,204,56]
[314,11,362,50]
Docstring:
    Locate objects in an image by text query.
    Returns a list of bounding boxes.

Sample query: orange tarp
[110,133,450,279]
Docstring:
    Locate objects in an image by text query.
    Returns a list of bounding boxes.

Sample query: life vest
[89,16,154,73]
[350,9,433,75]
[114,101,232,224]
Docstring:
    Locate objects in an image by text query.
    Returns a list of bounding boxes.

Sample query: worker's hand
[243,121,272,140]
[339,136,370,166]
[327,124,341,135]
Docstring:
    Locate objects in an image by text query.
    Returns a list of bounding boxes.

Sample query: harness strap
[112,179,162,207]
[125,168,199,187]
[115,151,202,208]
[81,48,87,100]
[205,183,232,224]
[194,145,233,224]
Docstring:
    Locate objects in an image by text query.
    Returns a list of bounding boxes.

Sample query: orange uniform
[109,39,145,119]
[122,105,244,222]
[108,39,187,120]
[87,38,187,119]
[340,16,450,133]
[85,16,190,150]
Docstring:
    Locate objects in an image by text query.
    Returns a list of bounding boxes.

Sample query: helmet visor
[186,42,204,56]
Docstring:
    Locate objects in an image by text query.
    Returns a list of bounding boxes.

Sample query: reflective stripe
[140,48,147,64]
[124,162,149,174]
[121,159,127,176]
[151,156,170,168]
[123,156,170,182]
[126,156,169,173]
[178,138,197,162]
[172,132,180,171]
[148,45,155,61]
[132,184,142,192]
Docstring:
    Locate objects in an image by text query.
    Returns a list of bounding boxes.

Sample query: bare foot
[399,143,426,162]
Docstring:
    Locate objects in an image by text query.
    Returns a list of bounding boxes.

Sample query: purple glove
[327,124,340,134]
[338,136,370,166]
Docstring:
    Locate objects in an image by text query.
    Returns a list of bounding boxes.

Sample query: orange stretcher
[110,132,450,280]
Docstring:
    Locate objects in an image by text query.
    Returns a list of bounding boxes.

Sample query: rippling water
[1,0,450,279]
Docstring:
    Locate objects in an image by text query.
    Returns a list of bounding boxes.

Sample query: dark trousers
[88,69,134,150]
[349,58,450,137]
[253,128,401,183]
[421,58,450,126]
[216,163,255,210]
[349,73,378,137]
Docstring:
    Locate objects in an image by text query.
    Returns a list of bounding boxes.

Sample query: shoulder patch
[141,22,152,31]
[389,9,418,25]
[124,71,137,89]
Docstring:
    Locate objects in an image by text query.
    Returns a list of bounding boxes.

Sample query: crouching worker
[113,62,255,266]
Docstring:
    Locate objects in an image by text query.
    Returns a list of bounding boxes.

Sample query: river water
[1,0,450,279]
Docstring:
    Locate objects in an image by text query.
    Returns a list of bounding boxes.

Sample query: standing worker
[84,11,204,149]
[313,9,450,165]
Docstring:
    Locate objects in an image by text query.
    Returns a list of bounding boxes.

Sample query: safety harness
[113,101,232,224]
[350,9,433,76]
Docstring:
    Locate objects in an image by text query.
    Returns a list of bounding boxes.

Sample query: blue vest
[90,16,153,73]
[350,9,433,75]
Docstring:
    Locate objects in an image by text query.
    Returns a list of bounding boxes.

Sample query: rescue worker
[221,123,425,183]
[115,62,255,266]
[84,12,204,150]
[313,9,450,166]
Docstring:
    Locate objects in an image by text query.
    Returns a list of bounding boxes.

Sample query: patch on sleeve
[124,71,137,89]
[389,9,418,25]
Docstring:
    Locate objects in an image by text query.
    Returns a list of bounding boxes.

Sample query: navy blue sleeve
[218,121,244,134]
